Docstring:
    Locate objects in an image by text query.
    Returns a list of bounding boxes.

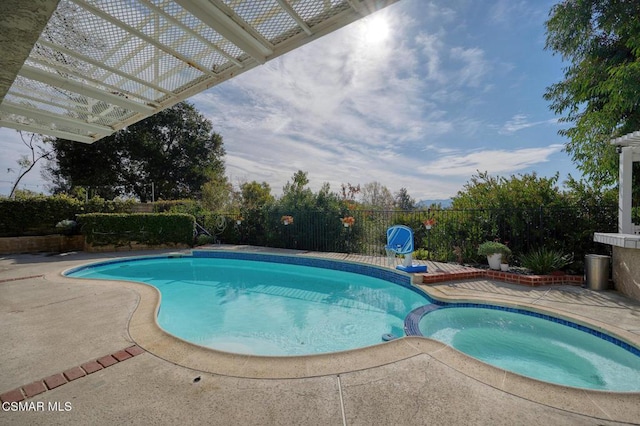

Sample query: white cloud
[489,0,543,26]
[418,145,564,177]
[415,32,447,83]
[192,8,439,193]
[499,114,559,134]
[451,47,491,88]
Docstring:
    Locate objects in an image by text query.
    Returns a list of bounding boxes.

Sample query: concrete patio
[1,247,639,425]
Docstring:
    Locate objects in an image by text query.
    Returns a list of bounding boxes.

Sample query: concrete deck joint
[337,375,347,426]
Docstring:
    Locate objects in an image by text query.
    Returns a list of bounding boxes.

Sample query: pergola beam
[0,119,95,143]
[140,0,244,69]
[275,0,313,36]
[26,56,160,107]
[0,101,112,135]
[174,0,273,63]
[19,65,155,114]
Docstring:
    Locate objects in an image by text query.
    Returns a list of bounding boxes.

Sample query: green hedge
[0,195,83,237]
[0,195,135,237]
[78,213,195,246]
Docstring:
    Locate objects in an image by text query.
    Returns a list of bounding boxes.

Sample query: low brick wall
[421,267,583,287]
[0,235,85,255]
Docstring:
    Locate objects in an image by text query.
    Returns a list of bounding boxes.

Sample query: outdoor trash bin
[584,254,610,290]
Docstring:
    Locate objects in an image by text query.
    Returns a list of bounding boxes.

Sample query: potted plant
[340,216,355,227]
[477,241,512,270]
[500,251,510,271]
[423,218,436,230]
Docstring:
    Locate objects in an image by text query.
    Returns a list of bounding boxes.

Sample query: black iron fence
[203,205,617,267]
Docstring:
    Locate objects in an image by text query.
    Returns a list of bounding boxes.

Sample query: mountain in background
[416,199,453,209]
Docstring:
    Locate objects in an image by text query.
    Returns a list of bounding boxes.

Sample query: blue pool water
[417,307,640,391]
[67,256,428,356]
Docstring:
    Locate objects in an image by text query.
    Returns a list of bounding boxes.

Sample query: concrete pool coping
[1,246,639,424]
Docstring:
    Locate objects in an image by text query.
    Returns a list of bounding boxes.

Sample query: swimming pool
[66,251,640,391]
[66,252,428,356]
[405,304,640,392]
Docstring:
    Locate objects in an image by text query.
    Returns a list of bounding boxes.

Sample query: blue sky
[1,0,577,200]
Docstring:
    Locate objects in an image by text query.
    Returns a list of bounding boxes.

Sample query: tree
[340,182,361,204]
[45,133,122,199]
[544,0,640,185]
[452,171,563,210]
[280,170,314,209]
[201,174,235,212]
[45,102,225,201]
[240,181,274,210]
[8,132,53,198]
[268,172,350,251]
[237,180,274,246]
[360,181,394,209]
[394,187,415,210]
[446,171,568,261]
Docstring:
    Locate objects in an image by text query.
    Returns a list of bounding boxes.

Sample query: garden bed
[421,266,583,287]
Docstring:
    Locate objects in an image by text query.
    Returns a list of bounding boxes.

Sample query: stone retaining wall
[612,246,640,301]
[84,242,190,253]
[0,235,84,254]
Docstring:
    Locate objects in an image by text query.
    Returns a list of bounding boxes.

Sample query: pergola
[0,0,397,143]
[611,130,640,235]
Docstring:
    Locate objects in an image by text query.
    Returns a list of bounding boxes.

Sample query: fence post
[539,206,544,248]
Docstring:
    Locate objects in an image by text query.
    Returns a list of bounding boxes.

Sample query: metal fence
[206,205,617,265]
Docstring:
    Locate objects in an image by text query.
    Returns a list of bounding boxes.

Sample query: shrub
[78,213,195,246]
[0,194,82,236]
[477,241,512,256]
[55,219,78,236]
[195,234,215,246]
[0,195,137,237]
[413,248,430,260]
[520,248,571,275]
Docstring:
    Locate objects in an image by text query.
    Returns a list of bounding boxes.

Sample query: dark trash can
[584,254,610,290]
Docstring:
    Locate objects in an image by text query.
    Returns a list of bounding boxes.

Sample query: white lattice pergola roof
[611,130,640,148]
[0,0,397,143]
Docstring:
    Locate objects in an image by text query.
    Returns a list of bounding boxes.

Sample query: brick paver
[43,373,67,390]
[125,345,145,356]
[96,355,118,368]
[63,366,86,381]
[0,388,25,403]
[112,350,132,362]
[81,360,104,374]
[22,381,46,398]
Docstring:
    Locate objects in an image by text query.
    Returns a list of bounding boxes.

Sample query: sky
[0,0,578,201]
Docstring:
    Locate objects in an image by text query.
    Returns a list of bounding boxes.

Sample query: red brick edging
[0,275,45,284]
[421,268,583,287]
[0,345,145,403]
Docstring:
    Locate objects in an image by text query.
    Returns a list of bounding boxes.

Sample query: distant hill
[416,199,453,209]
